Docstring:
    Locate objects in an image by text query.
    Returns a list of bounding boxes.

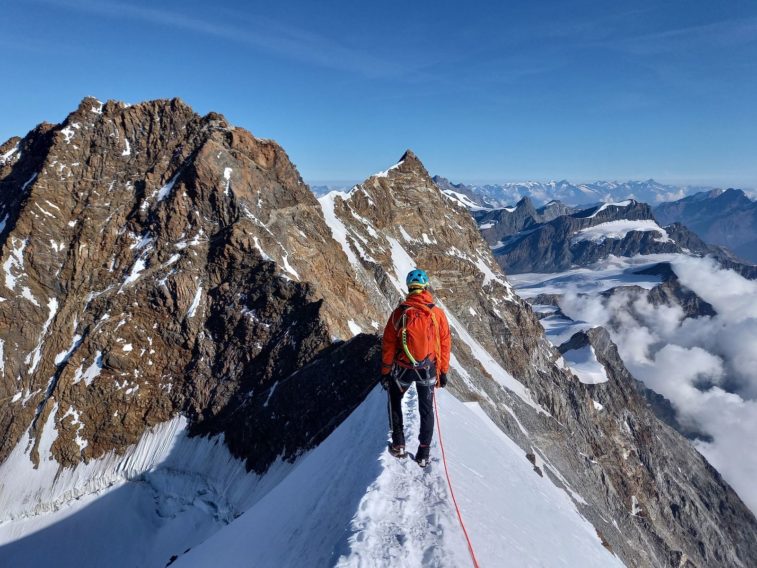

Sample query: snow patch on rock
[562,345,609,384]
[187,285,203,318]
[319,191,361,268]
[347,320,362,337]
[572,220,670,244]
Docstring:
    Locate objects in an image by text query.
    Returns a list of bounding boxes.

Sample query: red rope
[433,389,481,568]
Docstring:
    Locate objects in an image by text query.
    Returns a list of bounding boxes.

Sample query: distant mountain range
[432,176,713,208]
[473,196,756,277]
[310,184,351,197]
[430,177,757,265]
[654,188,757,263]
[311,177,714,208]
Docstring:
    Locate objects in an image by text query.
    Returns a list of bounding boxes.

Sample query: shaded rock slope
[655,189,757,264]
[0,97,383,483]
[472,196,577,246]
[0,100,755,567]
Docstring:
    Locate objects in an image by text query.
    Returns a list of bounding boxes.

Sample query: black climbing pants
[388,370,435,447]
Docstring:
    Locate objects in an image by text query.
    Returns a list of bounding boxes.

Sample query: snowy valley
[467,191,757,516]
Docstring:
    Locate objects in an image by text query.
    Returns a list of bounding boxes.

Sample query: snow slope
[509,254,675,300]
[572,220,670,244]
[0,417,293,568]
[561,345,609,384]
[176,387,622,568]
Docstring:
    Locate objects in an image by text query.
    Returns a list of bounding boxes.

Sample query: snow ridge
[176,387,621,568]
[336,388,468,567]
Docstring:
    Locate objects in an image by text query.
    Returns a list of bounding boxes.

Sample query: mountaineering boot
[415,444,430,468]
[389,443,406,458]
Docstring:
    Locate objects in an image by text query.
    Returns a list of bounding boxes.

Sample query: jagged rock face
[537,200,578,222]
[567,328,756,567]
[664,223,757,280]
[320,152,757,567]
[558,328,708,442]
[473,197,577,247]
[431,175,491,208]
[0,97,378,473]
[321,151,555,386]
[629,263,717,318]
[474,197,538,245]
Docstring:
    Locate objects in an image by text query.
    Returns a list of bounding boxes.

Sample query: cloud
[36,0,407,78]
[605,17,757,56]
[559,255,757,513]
[673,256,757,322]
[654,188,686,203]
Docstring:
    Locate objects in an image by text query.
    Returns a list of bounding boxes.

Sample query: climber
[381,269,452,467]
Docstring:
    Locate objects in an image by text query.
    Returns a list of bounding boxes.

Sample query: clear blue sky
[2,0,756,187]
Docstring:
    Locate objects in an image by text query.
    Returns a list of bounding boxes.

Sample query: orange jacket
[381,289,451,376]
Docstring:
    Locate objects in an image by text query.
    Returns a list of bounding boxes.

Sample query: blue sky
[2,0,756,187]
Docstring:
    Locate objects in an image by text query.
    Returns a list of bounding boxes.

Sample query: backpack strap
[392,304,410,330]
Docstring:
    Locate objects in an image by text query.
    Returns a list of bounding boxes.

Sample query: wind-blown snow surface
[511,253,757,515]
[561,345,609,384]
[0,417,292,568]
[510,254,674,299]
[177,387,621,568]
[441,189,487,211]
[571,220,670,244]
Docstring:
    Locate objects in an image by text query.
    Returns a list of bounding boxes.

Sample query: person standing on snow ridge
[381,269,452,467]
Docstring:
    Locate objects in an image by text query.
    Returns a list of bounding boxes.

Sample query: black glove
[380,375,390,391]
[438,372,448,388]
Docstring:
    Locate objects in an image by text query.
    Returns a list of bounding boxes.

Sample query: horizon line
[306,177,755,191]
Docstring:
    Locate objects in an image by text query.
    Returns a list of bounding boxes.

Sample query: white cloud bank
[559,256,757,513]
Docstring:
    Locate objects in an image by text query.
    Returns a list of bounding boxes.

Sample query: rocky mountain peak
[0,97,382,479]
[380,148,428,179]
[0,136,22,159]
[719,187,750,204]
[515,195,537,214]
[398,148,421,165]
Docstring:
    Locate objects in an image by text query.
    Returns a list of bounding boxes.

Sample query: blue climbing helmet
[406,269,430,290]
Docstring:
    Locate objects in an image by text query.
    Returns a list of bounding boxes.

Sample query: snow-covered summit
[430,177,708,208]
